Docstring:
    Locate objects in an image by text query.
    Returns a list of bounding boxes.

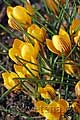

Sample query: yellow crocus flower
[35,99,68,120]
[38,84,56,100]
[64,59,80,77]
[46,28,71,56]
[7,6,31,30]
[9,39,40,63]
[27,24,46,43]
[2,72,20,91]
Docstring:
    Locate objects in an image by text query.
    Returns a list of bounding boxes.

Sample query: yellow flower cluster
[46,20,80,78]
[35,84,69,120]
[2,1,47,91]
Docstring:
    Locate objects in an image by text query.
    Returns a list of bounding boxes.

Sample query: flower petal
[46,39,60,55]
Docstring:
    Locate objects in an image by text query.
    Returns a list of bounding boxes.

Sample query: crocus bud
[38,84,56,100]
[27,24,46,43]
[7,6,31,30]
[64,60,80,77]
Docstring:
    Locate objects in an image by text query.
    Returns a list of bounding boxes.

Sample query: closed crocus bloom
[38,84,56,100]
[45,0,59,16]
[75,81,80,98]
[9,39,40,63]
[46,28,71,56]
[64,60,80,76]
[7,6,31,30]
[27,24,46,42]
[2,72,20,91]
[70,19,80,36]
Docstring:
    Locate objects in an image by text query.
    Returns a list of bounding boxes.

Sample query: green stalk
[0,83,20,101]
[59,51,65,96]
[0,65,8,72]
[0,42,8,51]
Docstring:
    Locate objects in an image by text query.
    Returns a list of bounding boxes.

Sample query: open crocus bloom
[35,99,69,120]
[2,72,20,91]
[7,5,31,30]
[38,84,56,100]
[27,24,46,43]
[9,39,40,63]
[46,28,71,56]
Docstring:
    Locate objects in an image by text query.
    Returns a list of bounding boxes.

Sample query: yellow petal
[14,64,25,78]
[48,101,60,119]
[75,81,80,98]
[43,110,59,120]
[25,1,34,15]
[52,34,71,56]
[2,72,20,91]
[13,39,24,49]
[74,31,80,48]
[72,102,80,113]
[70,19,80,35]
[21,43,34,61]
[34,101,48,116]
[58,99,69,115]
[7,6,13,18]
[64,60,79,76]
[23,57,39,77]
[8,18,20,30]
[9,48,20,63]
[12,6,31,25]
[59,28,70,43]
[46,39,61,55]
[45,0,59,16]
[38,84,56,100]
[27,24,46,42]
